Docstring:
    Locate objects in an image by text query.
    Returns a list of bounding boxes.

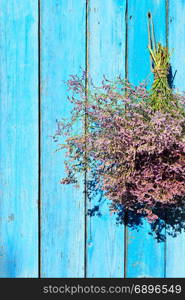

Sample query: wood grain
[86,0,126,278]
[0,0,184,278]
[41,0,86,277]
[0,0,38,277]
[166,0,185,277]
[126,0,166,278]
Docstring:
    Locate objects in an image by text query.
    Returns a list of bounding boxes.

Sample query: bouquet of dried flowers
[55,20,185,227]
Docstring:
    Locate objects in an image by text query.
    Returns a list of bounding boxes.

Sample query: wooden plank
[166,0,185,277]
[126,0,166,278]
[41,0,86,277]
[0,0,38,277]
[86,0,126,278]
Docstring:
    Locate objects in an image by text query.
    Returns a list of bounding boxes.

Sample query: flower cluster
[56,73,185,222]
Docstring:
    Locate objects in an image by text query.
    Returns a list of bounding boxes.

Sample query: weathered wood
[0,0,38,277]
[126,0,166,278]
[0,0,184,278]
[41,0,86,277]
[166,0,185,278]
[86,0,126,278]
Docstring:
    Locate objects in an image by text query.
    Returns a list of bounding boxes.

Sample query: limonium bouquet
[55,25,185,227]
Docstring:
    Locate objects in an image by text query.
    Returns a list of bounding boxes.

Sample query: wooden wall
[0,0,185,277]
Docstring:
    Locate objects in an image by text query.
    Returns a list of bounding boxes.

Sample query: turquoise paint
[126,0,166,278]
[41,0,86,277]
[0,0,184,278]
[166,0,185,278]
[0,1,38,277]
[87,0,125,278]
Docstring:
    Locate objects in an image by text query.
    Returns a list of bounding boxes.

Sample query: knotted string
[153,67,168,80]
[147,13,173,107]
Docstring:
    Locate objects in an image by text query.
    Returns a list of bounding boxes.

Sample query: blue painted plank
[166,0,185,278]
[87,0,125,278]
[0,1,38,277]
[41,0,86,277]
[126,0,166,278]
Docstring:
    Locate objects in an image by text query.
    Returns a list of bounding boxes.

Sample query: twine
[153,67,169,80]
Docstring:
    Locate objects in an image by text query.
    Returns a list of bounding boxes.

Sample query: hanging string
[147,12,174,110]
